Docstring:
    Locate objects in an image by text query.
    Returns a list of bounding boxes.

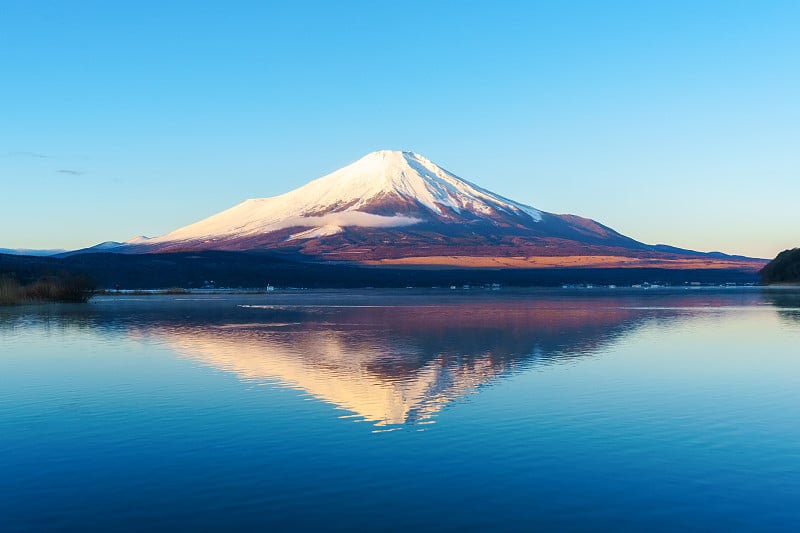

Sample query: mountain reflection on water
[142,304,651,426]
[1,289,785,427]
[124,290,749,427]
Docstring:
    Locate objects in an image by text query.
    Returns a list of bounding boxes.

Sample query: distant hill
[0,247,64,256]
[760,248,800,284]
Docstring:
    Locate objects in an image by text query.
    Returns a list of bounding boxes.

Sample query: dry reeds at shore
[0,275,94,305]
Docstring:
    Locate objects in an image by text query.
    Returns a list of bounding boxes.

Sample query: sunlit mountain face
[122,150,765,271]
[120,294,696,427]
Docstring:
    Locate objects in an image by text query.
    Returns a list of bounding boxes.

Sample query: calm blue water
[1,288,799,531]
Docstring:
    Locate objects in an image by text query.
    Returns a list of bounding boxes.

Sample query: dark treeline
[760,248,800,284]
[1,251,761,291]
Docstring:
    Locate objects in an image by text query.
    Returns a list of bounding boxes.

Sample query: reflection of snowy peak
[145,150,542,245]
[146,302,637,426]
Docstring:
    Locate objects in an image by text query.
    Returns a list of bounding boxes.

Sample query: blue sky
[1,0,798,258]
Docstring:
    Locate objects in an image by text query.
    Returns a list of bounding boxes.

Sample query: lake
[1,288,799,531]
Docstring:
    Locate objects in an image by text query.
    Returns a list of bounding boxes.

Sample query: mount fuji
[121,150,761,270]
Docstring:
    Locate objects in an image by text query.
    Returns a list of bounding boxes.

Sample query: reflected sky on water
[1,288,799,531]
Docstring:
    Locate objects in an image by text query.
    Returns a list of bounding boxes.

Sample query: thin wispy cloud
[8,151,50,159]
[57,169,84,176]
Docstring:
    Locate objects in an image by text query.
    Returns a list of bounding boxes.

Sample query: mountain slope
[125,150,764,271]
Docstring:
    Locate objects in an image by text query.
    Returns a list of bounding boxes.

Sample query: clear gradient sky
[1,1,798,258]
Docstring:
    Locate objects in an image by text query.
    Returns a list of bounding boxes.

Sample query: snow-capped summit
[143,150,542,246]
[289,149,543,221]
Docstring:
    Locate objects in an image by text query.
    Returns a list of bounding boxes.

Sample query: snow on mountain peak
[327,150,541,219]
[149,150,542,244]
